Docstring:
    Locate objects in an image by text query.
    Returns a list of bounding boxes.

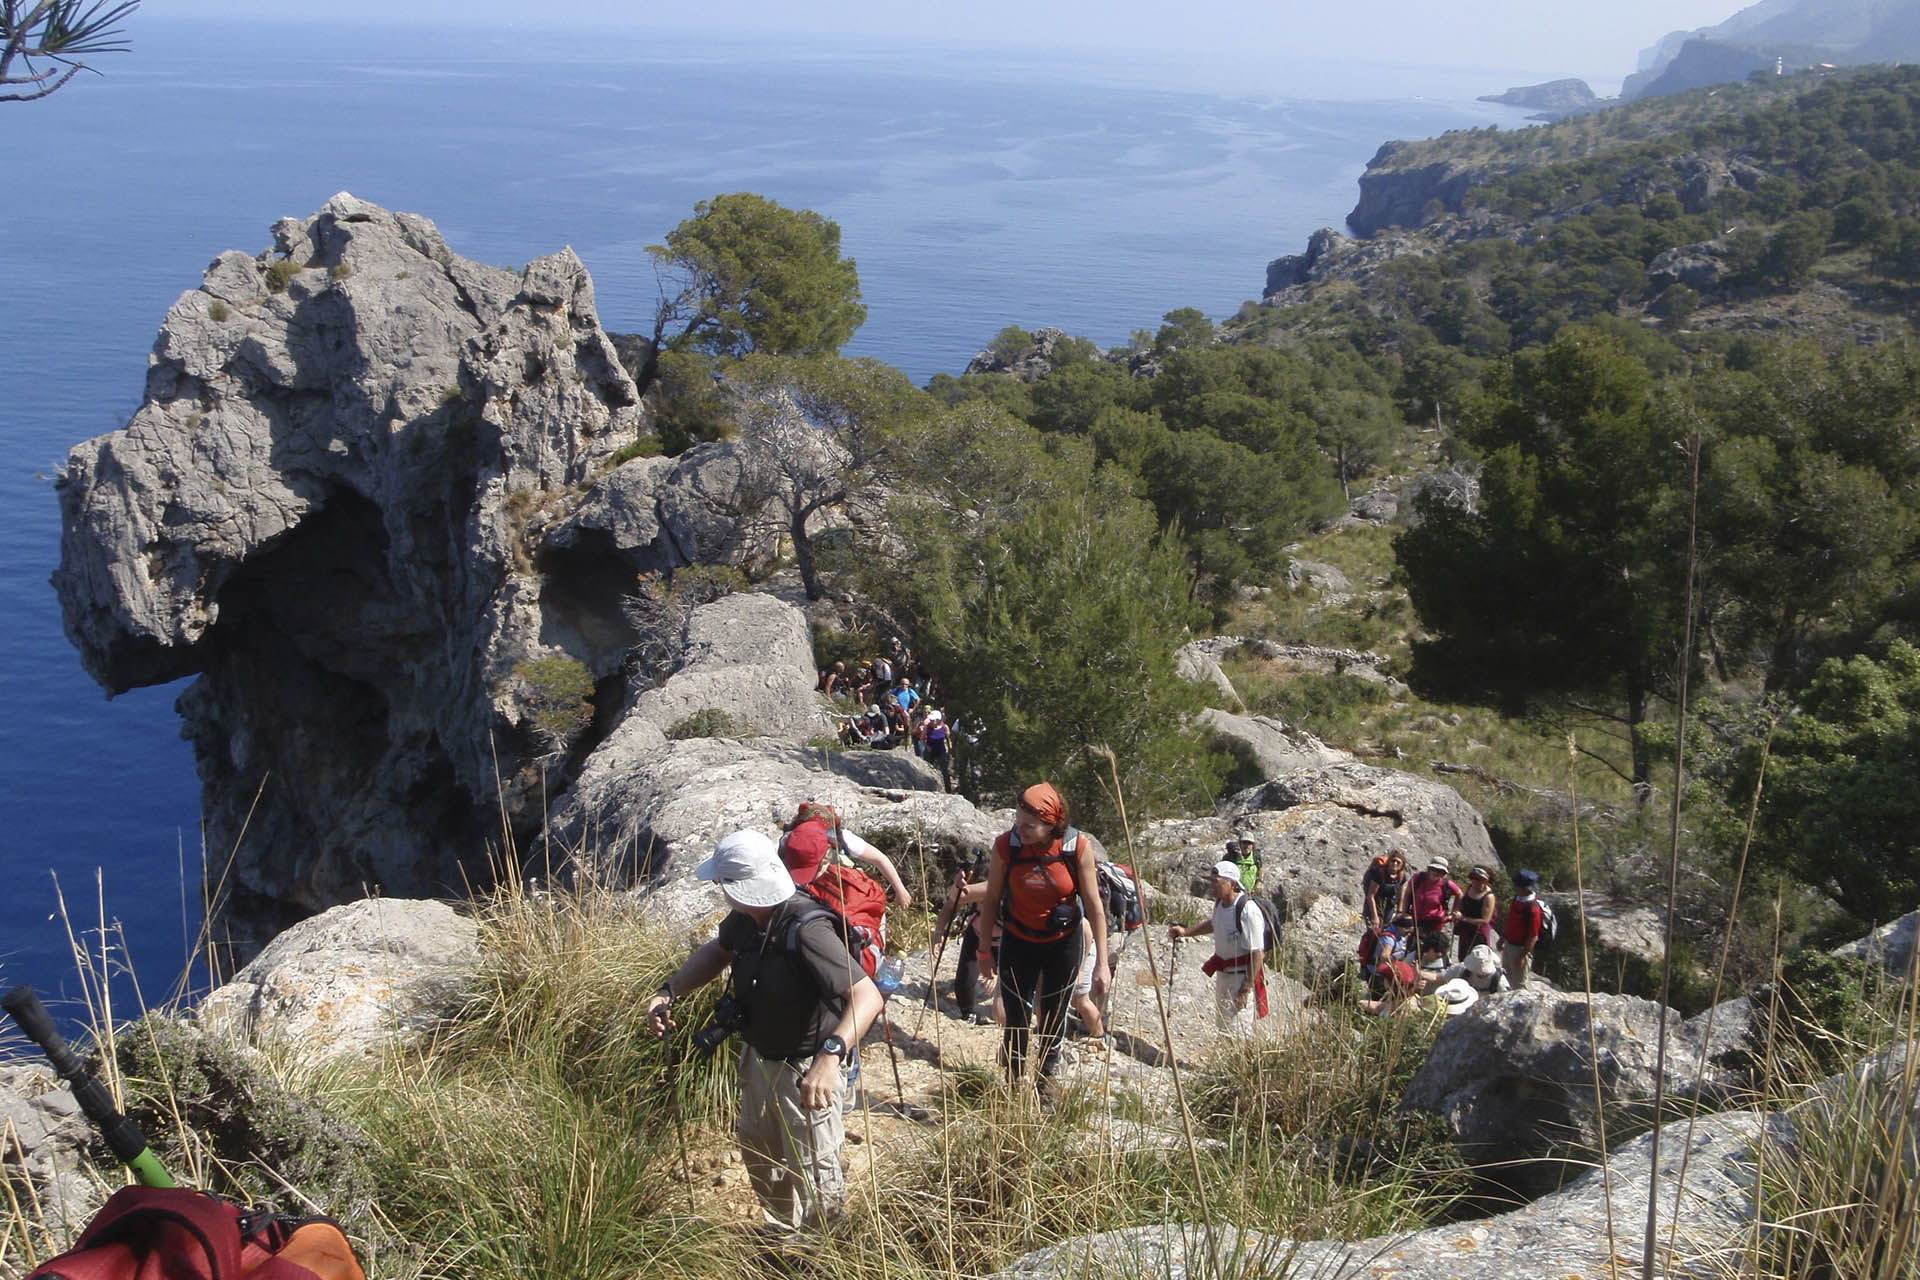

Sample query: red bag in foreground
[27,1185,366,1280]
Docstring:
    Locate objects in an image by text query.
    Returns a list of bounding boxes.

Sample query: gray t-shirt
[717,892,863,1060]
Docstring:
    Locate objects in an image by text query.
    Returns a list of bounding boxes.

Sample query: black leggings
[953,927,980,1019]
[997,927,1084,1085]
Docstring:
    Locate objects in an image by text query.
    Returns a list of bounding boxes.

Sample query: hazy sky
[153,0,1751,93]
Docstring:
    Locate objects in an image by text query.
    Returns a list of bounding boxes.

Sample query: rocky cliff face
[52,195,769,954]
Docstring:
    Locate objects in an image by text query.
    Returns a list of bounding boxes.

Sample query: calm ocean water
[0,18,1526,1015]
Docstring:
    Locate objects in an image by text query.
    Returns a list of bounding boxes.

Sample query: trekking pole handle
[3,985,175,1187]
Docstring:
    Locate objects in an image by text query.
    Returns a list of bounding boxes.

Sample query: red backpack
[779,809,887,979]
[26,1185,365,1280]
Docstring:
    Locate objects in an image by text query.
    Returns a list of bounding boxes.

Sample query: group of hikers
[1351,849,1554,1018]
[822,637,955,791]
[644,786,1553,1232]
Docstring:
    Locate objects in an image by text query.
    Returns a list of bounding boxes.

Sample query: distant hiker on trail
[1452,864,1499,961]
[975,782,1110,1098]
[933,855,1001,1023]
[920,708,953,791]
[1361,850,1409,932]
[1501,868,1547,989]
[1402,856,1462,958]
[647,830,881,1231]
[1167,859,1268,1033]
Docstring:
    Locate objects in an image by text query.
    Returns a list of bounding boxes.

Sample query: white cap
[695,830,794,908]
[1210,860,1243,885]
[926,708,943,722]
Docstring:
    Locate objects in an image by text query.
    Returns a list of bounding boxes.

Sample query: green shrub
[666,708,750,740]
[328,263,353,282]
[265,258,300,293]
[608,437,662,466]
[516,655,596,745]
[207,300,230,323]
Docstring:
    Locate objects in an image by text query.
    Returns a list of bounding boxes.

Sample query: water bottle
[877,954,905,997]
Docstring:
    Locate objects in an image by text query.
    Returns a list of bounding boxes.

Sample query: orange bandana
[1018,782,1065,825]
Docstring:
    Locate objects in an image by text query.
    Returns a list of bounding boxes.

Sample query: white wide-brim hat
[696,829,794,908]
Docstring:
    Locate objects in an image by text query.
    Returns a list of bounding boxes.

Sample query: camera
[691,994,747,1054]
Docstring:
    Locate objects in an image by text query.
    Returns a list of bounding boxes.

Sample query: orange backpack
[26,1185,365,1280]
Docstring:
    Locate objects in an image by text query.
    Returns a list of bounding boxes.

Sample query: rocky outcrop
[963,326,1086,380]
[194,898,481,1068]
[1,1061,101,1237]
[1346,145,1491,236]
[51,196,778,955]
[1265,226,1439,299]
[626,592,831,741]
[1478,78,1599,113]
[997,1107,1777,1279]
[1404,986,1740,1197]
[1834,908,1918,978]
[1197,710,1350,785]
[1129,766,1497,976]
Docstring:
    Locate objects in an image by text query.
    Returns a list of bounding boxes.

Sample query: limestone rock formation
[997,1107,1777,1279]
[1219,765,1501,974]
[0,1061,101,1237]
[1196,709,1350,785]
[195,898,481,1067]
[1404,986,1739,1197]
[51,196,773,954]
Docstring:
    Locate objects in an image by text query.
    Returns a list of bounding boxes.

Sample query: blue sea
[0,18,1531,1020]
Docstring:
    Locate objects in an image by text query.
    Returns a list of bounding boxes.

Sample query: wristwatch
[817,1034,847,1059]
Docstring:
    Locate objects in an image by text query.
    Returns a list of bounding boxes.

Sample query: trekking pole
[659,1023,698,1215]
[2,985,175,1189]
[875,958,910,1113]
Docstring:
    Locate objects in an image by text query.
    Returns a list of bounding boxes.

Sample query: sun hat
[1210,860,1244,885]
[1434,977,1480,1015]
[926,708,943,722]
[696,830,794,908]
[1426,856,1450,873]
[1469,864,1492,881]
[1513,868,1541,889]
[1464,944,1501,980]
[777,820,831,886]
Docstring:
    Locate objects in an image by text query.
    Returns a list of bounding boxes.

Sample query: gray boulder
[0,1061,103,1239]
[1834,908,1918,979]
[627,592,832,741]
[1404,986,1738,1197]
[50,195,780,956]
[997,1107,1774,1279]
[1197,709,1350,784]
[1221,765,1500,974]
[195,898,481,1068]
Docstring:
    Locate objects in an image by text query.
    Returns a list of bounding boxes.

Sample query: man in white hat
[647,829,882,1230]
[1167,860,1268,1033]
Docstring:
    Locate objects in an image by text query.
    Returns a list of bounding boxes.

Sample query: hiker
[1362,958,1427,1017]
[921,708,953,792]
[1356,913,1411,997]
[781,806,912,915]
[1420,942,1511,998]
[1167,859,1268,1033]
[974,782,1111,1095]
[1361,851,1409,932]
[933,856,1001,1022]
[1451,864,1499,961]
[1501,868,1547,988]
[819,660,848,700]
[647,830,882,1230]
[1402,856,1462,958]
[1226,834,1260,894]
[1067,916,1106,1041]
